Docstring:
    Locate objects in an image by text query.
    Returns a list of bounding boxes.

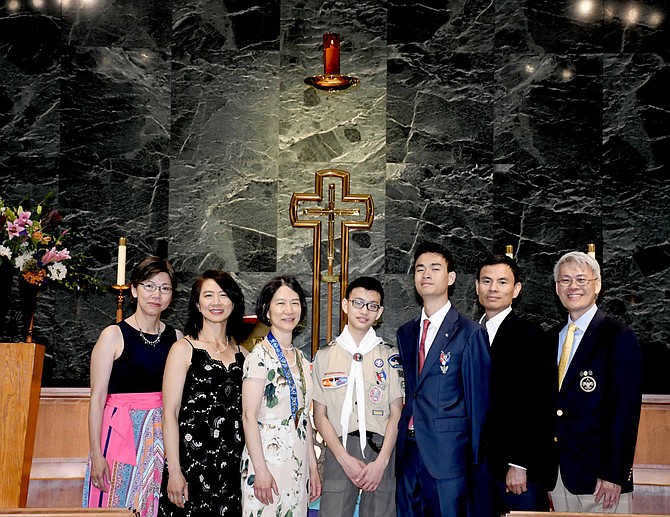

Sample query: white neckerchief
[337,325,383,457]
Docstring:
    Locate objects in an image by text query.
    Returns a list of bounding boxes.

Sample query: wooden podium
[0,343,45,507]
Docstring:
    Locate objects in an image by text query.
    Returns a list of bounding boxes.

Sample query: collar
[568,303,598,332]
[421,301,451,329]
[480,306,513,345]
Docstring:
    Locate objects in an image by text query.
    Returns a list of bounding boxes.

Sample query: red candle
[323,32,340,75]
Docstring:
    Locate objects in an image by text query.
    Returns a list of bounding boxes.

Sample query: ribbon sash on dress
[105,391,162,465]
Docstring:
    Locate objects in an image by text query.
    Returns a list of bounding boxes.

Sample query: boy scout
[312,276,403,517]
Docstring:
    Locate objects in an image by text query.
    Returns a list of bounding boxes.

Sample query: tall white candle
[116,237,127,286]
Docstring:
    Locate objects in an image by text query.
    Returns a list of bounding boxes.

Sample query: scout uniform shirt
[312,339,404,437]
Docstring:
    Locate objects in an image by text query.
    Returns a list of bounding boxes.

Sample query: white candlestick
[116,237,127,286]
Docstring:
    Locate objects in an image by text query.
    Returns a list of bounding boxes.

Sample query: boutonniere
[439,350,451,374]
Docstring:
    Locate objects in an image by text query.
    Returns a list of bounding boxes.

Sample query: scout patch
[376,370,387,383]
[388,353,402,369]
[374,357,384,368]
[369,386,383,403]
[322,375,348,388]
[372,409,384,416]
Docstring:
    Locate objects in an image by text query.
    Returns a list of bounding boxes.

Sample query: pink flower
[17,210,32,225]
[41,246,71,264]
[6,210,32,239]
[6,220,21,238]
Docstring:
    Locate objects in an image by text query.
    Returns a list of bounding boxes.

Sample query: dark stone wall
[0,0,668,392]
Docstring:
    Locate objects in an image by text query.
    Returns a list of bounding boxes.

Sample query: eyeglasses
[347,299,381,312]
[556,277,597,287]
[138,282,173,294]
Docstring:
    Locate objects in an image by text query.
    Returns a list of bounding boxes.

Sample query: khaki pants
[550,469,633,513]
[319,433,395,517]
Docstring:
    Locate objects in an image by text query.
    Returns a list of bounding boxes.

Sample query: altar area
[16,388,670,514]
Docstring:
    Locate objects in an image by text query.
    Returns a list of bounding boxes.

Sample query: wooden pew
[27,388,90,507]
[633,394,670,514]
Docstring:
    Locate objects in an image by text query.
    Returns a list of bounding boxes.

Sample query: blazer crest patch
[579,370,596,392]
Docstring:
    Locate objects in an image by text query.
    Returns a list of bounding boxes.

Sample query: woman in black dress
[159,270,247,516]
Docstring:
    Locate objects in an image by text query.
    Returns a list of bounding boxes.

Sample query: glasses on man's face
[138,282,173,294]
[347,299,381,312]
[556,277,597,287]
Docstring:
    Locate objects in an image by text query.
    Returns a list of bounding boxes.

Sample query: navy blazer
[487,310,554,487]
[396,305,492,480]
[547,309,642,495]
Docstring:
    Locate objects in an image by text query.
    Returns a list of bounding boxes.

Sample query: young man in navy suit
[476,255,552,513]
[548,251,642,512]
[396,241,492,516]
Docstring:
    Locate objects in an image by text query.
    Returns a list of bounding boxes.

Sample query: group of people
[393,243,641,516]
[82,259,319,517]
[81,240,642,517]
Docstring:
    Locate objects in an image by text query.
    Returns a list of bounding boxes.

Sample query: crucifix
[289,169,374,358]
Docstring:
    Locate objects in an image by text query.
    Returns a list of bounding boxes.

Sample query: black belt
[348,430,383,454]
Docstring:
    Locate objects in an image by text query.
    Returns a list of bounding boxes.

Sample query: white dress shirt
[419,301,451,359]
[478,306,513,346]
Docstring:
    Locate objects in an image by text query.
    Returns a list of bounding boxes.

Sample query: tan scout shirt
[312,339,404,437]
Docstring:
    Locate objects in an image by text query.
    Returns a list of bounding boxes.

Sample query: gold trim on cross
[289,169,374,358]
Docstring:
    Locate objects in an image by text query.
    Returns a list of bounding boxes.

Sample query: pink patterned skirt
[83,392,164,517]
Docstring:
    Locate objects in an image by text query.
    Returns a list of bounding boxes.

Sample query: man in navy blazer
[548,251,642,513]
[396,241,492,516]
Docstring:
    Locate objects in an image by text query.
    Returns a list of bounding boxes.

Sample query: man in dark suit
[475,254,552,513]
[548,251,642,512]
[396,241,491,516]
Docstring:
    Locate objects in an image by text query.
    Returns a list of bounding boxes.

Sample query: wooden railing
[24,390,670,511]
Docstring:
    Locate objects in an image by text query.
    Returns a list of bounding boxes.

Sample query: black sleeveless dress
[158,341,245,517]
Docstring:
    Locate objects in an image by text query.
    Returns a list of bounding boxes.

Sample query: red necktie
[418,318,430,374]
[409,319,431,430]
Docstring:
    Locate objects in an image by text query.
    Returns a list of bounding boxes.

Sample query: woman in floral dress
[241,276,321,517]
[159,270,248,516]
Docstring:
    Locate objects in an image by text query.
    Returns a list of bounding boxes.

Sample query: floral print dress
[241,342,313,517]
[158,344,245,517]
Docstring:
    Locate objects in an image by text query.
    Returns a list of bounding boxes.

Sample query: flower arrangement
[0,194,102,292]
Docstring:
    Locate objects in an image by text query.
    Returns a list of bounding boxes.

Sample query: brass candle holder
[304,32,360,92]
[110,284,131,323]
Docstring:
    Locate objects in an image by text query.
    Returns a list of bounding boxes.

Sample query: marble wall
[0,0,668,392]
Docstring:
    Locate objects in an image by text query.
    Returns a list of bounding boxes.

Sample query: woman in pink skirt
[83,256,182,517]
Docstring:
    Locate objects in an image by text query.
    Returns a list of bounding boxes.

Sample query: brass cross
[289,169,374,357]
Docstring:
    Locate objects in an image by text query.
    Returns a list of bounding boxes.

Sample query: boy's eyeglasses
[347,299,381,312]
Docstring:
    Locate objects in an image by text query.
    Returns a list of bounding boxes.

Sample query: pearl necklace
[135,316,162,347]
[285,347,297,368]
